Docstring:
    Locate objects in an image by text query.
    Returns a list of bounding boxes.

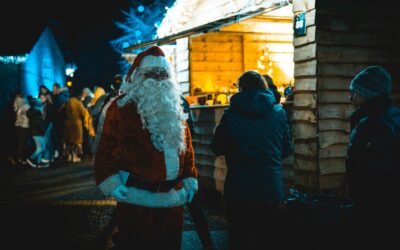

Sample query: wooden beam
[319,144,348,159]
[293,110,317,123]
[319,174,345,190]
[293,122,318,140]
[294,171,319,188]
[318,103,354,120]
[318,63,371,77]
[293,25,316,47]
[319,131,349,149]
[294,43,317,62]
[294,77,317,91]
[294,92,317,109]
[319,119,350,133]
[318,90,351,104]
[317,46,397,63]
[294,141,318,158]
[319,158,346,175]
[318,76,352,90]
[294,60,317,77]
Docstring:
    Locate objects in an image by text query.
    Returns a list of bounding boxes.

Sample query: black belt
[126,174,181,193]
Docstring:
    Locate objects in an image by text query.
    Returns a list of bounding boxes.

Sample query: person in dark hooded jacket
[346,65,400,241]
[211,71,292,249]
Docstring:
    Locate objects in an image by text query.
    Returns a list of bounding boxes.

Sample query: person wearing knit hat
[94,46,198,249]
[349,65,392,106]
[346,65,400,240]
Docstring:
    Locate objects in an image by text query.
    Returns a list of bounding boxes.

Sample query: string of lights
[0,55,28,64]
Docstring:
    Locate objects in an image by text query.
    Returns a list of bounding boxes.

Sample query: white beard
[118,67,187,153]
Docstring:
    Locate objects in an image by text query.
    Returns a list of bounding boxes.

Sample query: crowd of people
[8,75,123,168]
[2,44,399,249]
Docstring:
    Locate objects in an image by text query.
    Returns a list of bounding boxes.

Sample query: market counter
[190,104,228,193]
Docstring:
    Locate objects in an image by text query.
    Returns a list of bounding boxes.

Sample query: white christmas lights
[0,55,28,64]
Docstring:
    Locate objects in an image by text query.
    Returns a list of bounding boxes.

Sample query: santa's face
[119,66,187,153]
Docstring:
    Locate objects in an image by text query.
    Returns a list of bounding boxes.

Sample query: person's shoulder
[108,93,136,114]
[272,103,287,116]
[108,94,125,109]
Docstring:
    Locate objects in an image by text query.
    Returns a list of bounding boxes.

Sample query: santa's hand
[111,185,128,200]
[186,190,195,203]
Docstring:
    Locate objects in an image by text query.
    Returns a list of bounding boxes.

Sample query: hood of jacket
[230,89,276,117]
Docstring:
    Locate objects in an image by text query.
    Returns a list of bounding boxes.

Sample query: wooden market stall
[124,0,400,195]
[164,1,295,193]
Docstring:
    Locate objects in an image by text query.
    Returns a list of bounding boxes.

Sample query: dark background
[1,0,132,91]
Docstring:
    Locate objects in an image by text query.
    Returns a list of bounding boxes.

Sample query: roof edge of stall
[123,0,292,52]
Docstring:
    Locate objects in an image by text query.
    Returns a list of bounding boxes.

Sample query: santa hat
[125,46,169,81]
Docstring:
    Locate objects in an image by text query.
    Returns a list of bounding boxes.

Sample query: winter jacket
[346,96,400,204]
[88,95,107,131]
[27,108,45,136]
[54,88,70,108]
[93,95,119,154]
[63,97,87,144]
[13,96,30,128]
[42,102,57,129]
[211,89,293,203]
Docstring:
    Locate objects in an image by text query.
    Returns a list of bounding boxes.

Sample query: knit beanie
[350,66,392,99]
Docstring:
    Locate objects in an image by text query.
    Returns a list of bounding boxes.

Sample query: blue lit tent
[0,26,66,101]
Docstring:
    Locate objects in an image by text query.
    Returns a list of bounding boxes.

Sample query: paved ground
[0,159,227,250]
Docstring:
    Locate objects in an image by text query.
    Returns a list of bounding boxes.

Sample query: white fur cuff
[183,177,198,192]
[98,174,123,197]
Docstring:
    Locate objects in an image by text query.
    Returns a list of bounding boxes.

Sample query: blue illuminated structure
[0,27,66,98]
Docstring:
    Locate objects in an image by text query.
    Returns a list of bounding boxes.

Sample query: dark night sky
[1,0,134,90]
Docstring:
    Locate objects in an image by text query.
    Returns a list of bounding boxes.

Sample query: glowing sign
[294,12,306,37]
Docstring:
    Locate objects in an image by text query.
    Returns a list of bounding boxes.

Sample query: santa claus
[94,46,198,249]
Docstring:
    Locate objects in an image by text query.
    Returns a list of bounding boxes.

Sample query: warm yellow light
[203,77,215,93]
[67,81,73,87]
[216,93,228,104]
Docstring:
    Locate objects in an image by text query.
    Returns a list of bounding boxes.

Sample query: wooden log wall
[292,0,400,191]
[187,9,295,187]
[190,106,228,192]
[221,14,294,87]
[175,38,190,95]
[316,0,400,190]
[189,33,244,94]
[189,13,294,94]
[292,0,319,190]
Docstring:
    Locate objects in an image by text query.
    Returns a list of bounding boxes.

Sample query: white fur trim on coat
[164,142,179,180]
[139,55,170,69]
[98,171,192,208]
[98,174,123,197]
[183,177,198,192]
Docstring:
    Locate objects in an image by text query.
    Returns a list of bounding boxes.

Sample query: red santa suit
[94,46,198,249]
